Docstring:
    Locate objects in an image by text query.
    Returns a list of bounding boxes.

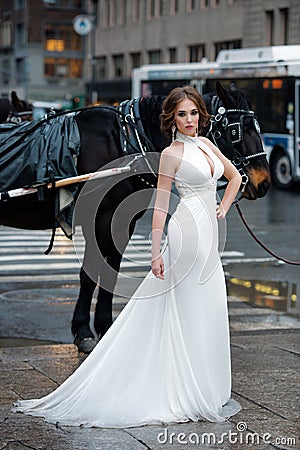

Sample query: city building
[0,0,87,107]
[0,0,299,106]
[91,0,300,103]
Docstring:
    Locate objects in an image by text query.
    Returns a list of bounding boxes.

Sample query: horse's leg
[94,244,123,338]
[94,212,138,338]
[71,230,102,353]
[71,268,96,340]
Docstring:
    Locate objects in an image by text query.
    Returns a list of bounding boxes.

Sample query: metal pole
[90,0,98,104]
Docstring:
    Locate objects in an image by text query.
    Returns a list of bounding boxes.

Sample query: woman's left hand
[216,204,226,220]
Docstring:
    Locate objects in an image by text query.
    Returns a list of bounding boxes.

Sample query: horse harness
[6,109,33,124]
[206,95,267,194]
[48,101,159,189]
[118,98,158,187]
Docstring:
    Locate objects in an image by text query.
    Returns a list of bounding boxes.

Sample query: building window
[266,10,274,46]
[95,56,107,79]
[169,47,177,63]
[214,39,241,57]
[170,0,179,14]
[44,58,83,78]
[2,59,11,84]
[44,0,84,8]
[188,44,205,62]
[0,20,13,48]
[148,50,161,64]
[15,57,27,82]
[103,0,109,27]
[113,54,124,77]
[187,0,197,12]
[45,23,82,52]
[14,0,26,10]
[104,0,116,27]
[201,0,210,9]
[131,52,141,69]
[132,0,140,21]
[118,0,127,25]
[149,0,155,18]
[279,8,289,45]
[147,0,162,19]
[111,0,117,26]
[15,23,26,48]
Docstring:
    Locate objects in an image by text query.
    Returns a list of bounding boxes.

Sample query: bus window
[258,78,293,134]
[141,79,190,97]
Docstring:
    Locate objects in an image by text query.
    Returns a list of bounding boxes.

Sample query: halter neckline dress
[13,131,241,428]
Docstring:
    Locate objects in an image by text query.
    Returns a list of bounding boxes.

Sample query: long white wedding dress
[13,132,241,428]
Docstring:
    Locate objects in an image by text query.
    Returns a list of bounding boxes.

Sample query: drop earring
[172,124,177,141]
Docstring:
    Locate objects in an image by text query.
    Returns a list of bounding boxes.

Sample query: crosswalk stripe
[0,228,251,276]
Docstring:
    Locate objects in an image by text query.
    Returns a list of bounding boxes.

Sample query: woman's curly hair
[160,86,210,139]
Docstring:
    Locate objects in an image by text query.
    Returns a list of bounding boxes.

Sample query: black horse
[0,91,32,123]
[0,82,271,353]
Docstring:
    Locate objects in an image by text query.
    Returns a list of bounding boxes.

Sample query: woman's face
[174,98,199,137]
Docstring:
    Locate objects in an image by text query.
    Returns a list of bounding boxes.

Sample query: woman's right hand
[151,255,165,280]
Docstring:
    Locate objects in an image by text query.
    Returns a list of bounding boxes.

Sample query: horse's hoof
[75,337,97,354]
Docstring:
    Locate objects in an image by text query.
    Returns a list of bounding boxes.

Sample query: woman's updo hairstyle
[160,86,210,139]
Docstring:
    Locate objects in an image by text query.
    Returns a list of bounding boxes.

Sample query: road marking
[1,228,270,276]
[222,257,276,264]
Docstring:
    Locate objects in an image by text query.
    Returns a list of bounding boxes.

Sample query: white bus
[132,46,300,189]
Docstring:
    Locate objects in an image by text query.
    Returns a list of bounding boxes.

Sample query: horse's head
[7,91,33,123]
[207,81,271,200]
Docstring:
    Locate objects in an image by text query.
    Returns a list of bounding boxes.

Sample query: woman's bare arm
[151,146,179,278]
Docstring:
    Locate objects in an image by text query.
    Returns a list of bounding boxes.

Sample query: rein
[234,200,300,266]
[207,97,300,266]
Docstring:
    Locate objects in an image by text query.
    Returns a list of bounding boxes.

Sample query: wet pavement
[0,287,299,449]
[224,186,300,288]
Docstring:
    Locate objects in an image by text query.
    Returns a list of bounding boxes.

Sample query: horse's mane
[205,81,252,112]
[232,87,251,110]
[139,95,164,126]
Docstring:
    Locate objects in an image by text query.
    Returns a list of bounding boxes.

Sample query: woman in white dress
[13,86,242,428]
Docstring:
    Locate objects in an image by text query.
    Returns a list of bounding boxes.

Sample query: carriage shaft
[0,166,131,201]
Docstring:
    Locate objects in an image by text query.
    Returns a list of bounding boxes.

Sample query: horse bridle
[207,96,267,192]
[6,109,33,124]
